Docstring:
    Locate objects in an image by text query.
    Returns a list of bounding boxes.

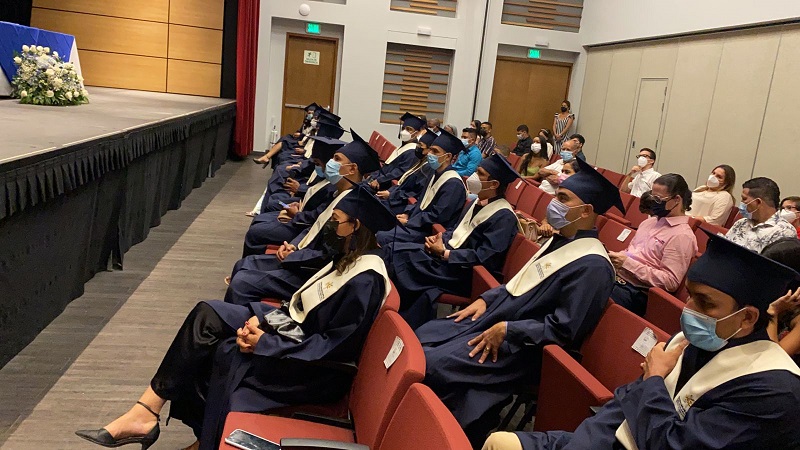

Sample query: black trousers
[611,281,649,317]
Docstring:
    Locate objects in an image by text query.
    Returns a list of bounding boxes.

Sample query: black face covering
[478,128,488,138]
[561,106,568,112]
[649,196,676,218]
[322,220,348,256]
[414,146,425,159]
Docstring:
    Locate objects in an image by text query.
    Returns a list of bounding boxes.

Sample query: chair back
[502,237,540,282]
[505,179,528,208]
[531,192,554,222]
[369,131,381,148]
[507,153,521,171]
[695,222,728,255]
[379,280,401,316]
[516,185,546,217]
[724,206,741,229]
[601,170,625,189]
[624,196,651,229]
[644,288,684,335]
[606,190,636,218]
[597,218,635,252]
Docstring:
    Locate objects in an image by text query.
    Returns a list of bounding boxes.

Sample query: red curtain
[234,0,260,157]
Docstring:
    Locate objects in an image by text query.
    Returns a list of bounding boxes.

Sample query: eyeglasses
[637,154,651,159]
[650,194,674,205]
[784,205,799,212]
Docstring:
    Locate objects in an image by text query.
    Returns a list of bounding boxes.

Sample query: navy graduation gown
[376,168,466,246]
[415,230,614,430]
[382,164,433,215]
[373,150,419,189]
[384,200,519,328]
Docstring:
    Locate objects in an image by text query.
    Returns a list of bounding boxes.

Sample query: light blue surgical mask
[325,160,343,184]
[314,166,325,179]
[545,199,584,230]
[460,138,470,147]
[427,153,443,170]
[560,150,574,162]
[738,198,758,220]
[680,307,744,352]
[466,193,479,202]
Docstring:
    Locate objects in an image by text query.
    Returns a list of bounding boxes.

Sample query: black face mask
[414,146,425,159]
[561,106,568,112]
[649,196,676,218]
[478,128,488,138]
[322,221,348,256]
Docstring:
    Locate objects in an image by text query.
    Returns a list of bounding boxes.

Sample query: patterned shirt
[726,212,797,253]
[478,135,496,157]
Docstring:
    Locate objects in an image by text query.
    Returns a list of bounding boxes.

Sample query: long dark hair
[336,219,379,274]
[520,139,547,170]
[654,173,693,212]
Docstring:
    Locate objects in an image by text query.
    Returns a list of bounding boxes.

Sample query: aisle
[0,158,269,449]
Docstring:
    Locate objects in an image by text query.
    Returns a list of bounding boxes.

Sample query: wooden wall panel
[390,0,458,18]
[168,25,222,64]
[381,44,453,123]
[31,8,168,58]
[31,0,169,22]
[170,0,224,30]
[502,0,583,33]
[79,50,167,92]
[167,60,221,97]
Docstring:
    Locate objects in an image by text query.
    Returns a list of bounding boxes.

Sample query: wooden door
[281,33,338,135]
[489,57,572,147]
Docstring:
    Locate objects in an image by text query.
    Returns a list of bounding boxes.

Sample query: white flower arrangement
[11,44,89,106]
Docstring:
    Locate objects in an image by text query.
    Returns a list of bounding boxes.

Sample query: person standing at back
[512,125,533,156]
[552,100,575,155]
[726,177,797,252]
[621,148,661,197]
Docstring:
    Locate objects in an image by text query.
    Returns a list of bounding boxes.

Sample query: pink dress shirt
[619,215,698,292]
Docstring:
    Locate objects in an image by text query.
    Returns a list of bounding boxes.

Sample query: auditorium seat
[601,169,626,189]
[507,153,521,171]
[597,218,635,252]
[724,207,742,229]
[605,196,650,229]
[531,191,554,222]
[219,310,425,450]
[606,190,636,219]
[505,179,530,208]
[687,216,701,231]
[695,222,728,255]
[515,185,546,219]
[369,131,380,148]
[644,287,684,335]
[672,255,697,301]
[533,304,669,432]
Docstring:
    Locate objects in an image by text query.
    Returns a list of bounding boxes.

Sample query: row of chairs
[369,131,398,164]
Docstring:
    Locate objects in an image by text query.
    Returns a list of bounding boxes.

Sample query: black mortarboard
[336,185,399,233]
[316,118,345,139]
[338,129,382,175]
[399,112,426,137]
[560,157,625,215]
[317,108,340,123]
[418,129,437,147]
[430,128,463,156]
[309,136,345,163]
[304,102,320,112]
[480,154,520,186]
[689,231,800,314]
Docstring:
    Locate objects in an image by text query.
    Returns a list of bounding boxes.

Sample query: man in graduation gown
[377,130,436,215]
[252,102,318,167]
[368,112,426,190]
[376,129,468,246]
[484,233,800,450]
[384,154,522,328]
[416,158,624,447]
[228,131,383,304]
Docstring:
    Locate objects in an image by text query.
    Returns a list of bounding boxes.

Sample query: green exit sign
[527,48,541,59]
[306,22,321,34]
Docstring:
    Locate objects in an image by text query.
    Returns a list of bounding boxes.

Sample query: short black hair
[654,173,692,211]
[640,148,656,161]
[482,121,492,128]
[782,196,800,206]
[743,177,781,208]
[462,127,478,138]
[516,125,529,133]
[568,133,585,145]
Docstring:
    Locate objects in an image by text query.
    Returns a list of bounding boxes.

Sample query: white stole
[419,170,464,210]
[504,237,612,296]
[297,189,351,249]
[385,142,417,164]
[299,179,330,212]
[448,199,518,249]
[288,254,391,323]
[398,161,427,186]
[615,333,800,449]
[303,139,316,158]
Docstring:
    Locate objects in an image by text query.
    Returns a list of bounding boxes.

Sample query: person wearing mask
[427,117,442,136]
[512,125,533,156]
[478,121,496,158]
[780,196,800,237]
[609,174,698,316]
[376,129,467,246]
[384,154,521,328]
[384,112,426,165]
[76,186,399,450]
[688,164,736,226]
[417,158,623,447]
[368,113,426,191]
[538,128,556,160]
[621,148,661,197]
[552,100,575,155]
[726,177,797,252]
[763,238,800,362]
[533,135,582,195]
[253,102,319,167]
[518,136,549,178]
[483,233,800,450]
[453,127,482,177]
[531,160,580,239]
[376,131,436,214]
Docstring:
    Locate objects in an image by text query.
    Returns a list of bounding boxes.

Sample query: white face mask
[531,143,542,153]
[516,134,523,140]
[466,173,484,195]
[637,156,648,167]
[399,129,412,141]
[706,174,721,189]
[780,209,798,223]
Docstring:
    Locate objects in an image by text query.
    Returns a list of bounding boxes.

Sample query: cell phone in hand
[279,201,290,209]
[224,429,280,450]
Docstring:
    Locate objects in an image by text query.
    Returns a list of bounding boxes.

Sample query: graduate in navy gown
[76,187,400,450]
[368,112,426,190]
[417,158,625,447]
[377,130,436,215]
[252,102,318,167]
[483,233,800,450]
[376,128,468,246]
[384,153,522,328]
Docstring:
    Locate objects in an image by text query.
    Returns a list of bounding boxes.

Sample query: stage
[0,87,236,368]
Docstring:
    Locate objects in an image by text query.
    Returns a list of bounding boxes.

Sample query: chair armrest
[472,266,501,300]
[604,212,631,227]
[432,223,446,234]
[408,197,417,205]
[288,413,355,429]
[280,438,368,450]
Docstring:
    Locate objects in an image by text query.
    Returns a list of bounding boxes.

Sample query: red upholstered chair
[534,304,670,432]
[606,191,636,219]
[597,217,635,252]
[724,206,741,229]
[605,196,651,229]
[505,179,529,208]
[219,310,426,450]
[380,141,397,162]
[515,185,546,219]
[601,170,625,189]
[531,192,554,222]
[644,287,684,336]
[507,153,521,170]
[687,216,701,231]
[673,256,697,302]
[695,222,728,255]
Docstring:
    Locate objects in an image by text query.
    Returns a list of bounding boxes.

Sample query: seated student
[780,196,800,237]
[727,177,797,252]
[417,158,623,447]
[533,135,582,195]
[368,112,426,191]
[485,233,800,450]
[376,131,437,214]
[763,238,800,360]
[478,121,496,158]
[525,159,580,240]
[609,174,698,316]
[621,148,661,197]
[512,125,533,156]
[452,127,482,177]
[518,137,549,178]
[384,154,521,328]
[76,189,398,450]
[688,164,736,226]
[376,129,467,246]
[253,102,318,167]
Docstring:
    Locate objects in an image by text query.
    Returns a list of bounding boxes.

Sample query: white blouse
[689,187,735,226]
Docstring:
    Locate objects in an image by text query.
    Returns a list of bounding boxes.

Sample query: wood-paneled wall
[390,0,458,18]
[381,44,453,124]
[501,0,583,32]
[30,0,223,97]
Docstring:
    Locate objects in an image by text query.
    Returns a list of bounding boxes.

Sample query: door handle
[285,103,306,109]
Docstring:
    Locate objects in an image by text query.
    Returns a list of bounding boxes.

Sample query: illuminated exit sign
[527,48,541,59]
[306,22,321,34]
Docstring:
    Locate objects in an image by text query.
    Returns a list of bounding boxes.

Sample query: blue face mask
[427,153,443,170]
[325,160,343,184]
[738,199,758,220]
[466,193,479,203]
[460,138,470,147]
[545,199,583,230]
[314,166,325,179]
[680,307,744,352]
[560,150,574,162]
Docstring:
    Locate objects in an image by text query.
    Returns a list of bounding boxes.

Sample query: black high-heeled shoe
[252,157,269,168]
[76,401,161,449]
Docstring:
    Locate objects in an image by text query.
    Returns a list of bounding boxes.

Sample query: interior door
[627,78,668,168]
[488,57,572,147]
[281,33,338,136]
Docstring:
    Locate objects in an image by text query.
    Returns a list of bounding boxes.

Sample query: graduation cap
[304,102,320,112]
[398,112,426,138]
[430,128,463,156]
[560,157,625,215]
[336,184,400,233]
[418,129,437,147]
[480,154,520,186]
[309,136,346,163]
[316,108,341,123]
[316,118,345,139]
[688,231,800,315]
[338,129,382,175]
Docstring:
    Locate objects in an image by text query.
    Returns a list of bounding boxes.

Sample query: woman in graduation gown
[75,187,399,450]
[385,154,521,328]
[484,233,800,450]
[377,130,436,215]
